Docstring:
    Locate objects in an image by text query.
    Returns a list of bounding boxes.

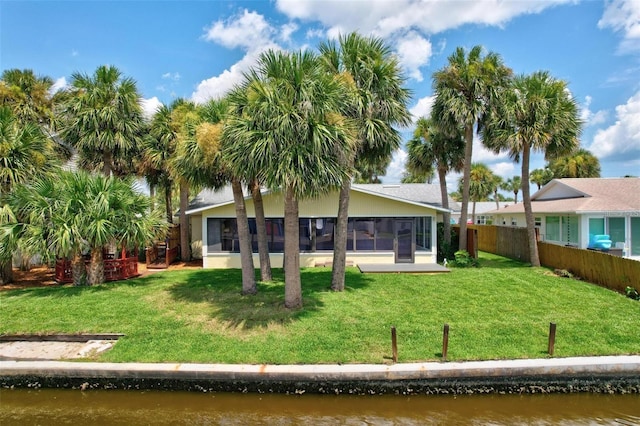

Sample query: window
[510,217,517,226]
[562,216,579,245]
[207,218,239,253]
[298,218,336,251]
[608,217,625,246]
[545,216,560,241]
[415,217,432,250]
[631,217,640,256]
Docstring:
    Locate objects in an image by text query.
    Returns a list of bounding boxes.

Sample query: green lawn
[1,253,638,364]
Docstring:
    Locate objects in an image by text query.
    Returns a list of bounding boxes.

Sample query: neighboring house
[450,201,512,225]
[186,183,453,268]
[487,178,640,258]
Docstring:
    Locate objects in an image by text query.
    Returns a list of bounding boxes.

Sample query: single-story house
[451,201,512,225]
[186,184,454,268]
[487,178,640,258]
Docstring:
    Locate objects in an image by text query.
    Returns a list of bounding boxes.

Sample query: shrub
[625,286,640,301]
[450,250,479,268]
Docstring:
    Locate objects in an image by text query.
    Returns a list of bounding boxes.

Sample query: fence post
[442,323,450,360]
[548,322,556,356]
[391,326,398,363]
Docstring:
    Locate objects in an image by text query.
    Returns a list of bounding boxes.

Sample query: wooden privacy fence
[538,242,640,293]
[467,225,530,262]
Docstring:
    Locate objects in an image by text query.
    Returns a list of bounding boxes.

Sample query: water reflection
[1,389,639,425]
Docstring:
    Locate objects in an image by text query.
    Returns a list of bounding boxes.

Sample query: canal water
[1,389,638,425]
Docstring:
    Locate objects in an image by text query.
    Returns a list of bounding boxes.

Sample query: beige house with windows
[186,184,453,268]
[488,178,640,258]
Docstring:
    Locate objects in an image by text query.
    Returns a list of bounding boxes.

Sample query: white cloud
[598,0,640,53]
[409,95,435,121]
[276,0,570,37]
[395,31,432,81]
[383,148,408,182]
[589,90,640,160]
[194,10,283,104]
[280,22,298,42]
[191,43,280,103]
[580,95,609,127]
[204,9,275,50]
[162,72,181,81]
[473,134,509,163]
[49,77,67,94]
[491,162,516,179]
[140,97,163,120]
[306,28,325,39]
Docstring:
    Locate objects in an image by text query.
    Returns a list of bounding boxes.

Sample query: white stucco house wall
[487,178,640,258]
[186,183,453,268]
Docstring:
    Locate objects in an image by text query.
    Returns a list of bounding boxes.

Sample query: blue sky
[2,0,639,191]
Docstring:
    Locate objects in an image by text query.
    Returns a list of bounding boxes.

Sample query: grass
[1,252,638,364]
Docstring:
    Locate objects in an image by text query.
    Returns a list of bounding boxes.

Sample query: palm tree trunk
[102,150,112,176]
[179,180,190,262]
[0,260,14,285]
[284,186,302,309]
[149,183,156,212]
[88,247,105,285]
[459,123,474,252]
[164,182,173,224]
[494,189,500,210]
[231,178,256,295]
[472,201,477,225]
[71,253,87,286]
[331,176,351,291]
[438,167,452,245]
[521,143,540,266]
[251,179,272,282]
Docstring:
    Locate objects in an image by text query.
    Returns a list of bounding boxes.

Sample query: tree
[492,174,503,210]
[143,103,179,223]
[530,168,553,190]
[433,45,511,252]
[0,107,57,283]
[501,176,522,204]
[5,170,167,285]
[61,65,144,176]
[1,69,71,162]
[223,49,355,308]
[483,71,581,266]
[548,148,600,179]
[319,32,411,292]
[459,163,496,224]
[199,97,272,283]
[406,116,464,245]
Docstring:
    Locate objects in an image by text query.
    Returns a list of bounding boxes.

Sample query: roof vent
[382,184,401,188]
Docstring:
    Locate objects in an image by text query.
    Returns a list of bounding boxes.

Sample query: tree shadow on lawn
[477,254,531,269]
[164,267,374,331]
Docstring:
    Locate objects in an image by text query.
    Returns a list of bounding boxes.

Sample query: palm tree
[432,45,512,252]
[0,106,58,284]
[223,49,355,308]
[319,32,412,292]
[6,170,167,285]
[1,69,71,162]
[492,175,503,210]
[501,176,522,204]
[61,65,144,176]
[459,163,496,224]
[483,71,581,266]
[530,168,553,190]
[199,97,272,283]
[406,116,464,245]
[548,148,600,179]
[143,104,178,223]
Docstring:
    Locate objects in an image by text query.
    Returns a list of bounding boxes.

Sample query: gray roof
[187,183,453,214]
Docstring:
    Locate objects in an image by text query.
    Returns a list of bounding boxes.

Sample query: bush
[625,286,640,301]
[450,250,479,268]
[437,223,458,263]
